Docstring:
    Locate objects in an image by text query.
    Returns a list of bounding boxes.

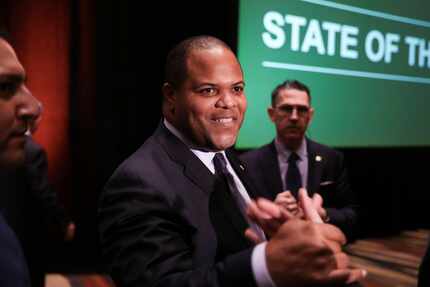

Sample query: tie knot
[213,153,228,175]
[288,152,300,163]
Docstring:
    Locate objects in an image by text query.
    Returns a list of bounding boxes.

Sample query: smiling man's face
[168,46,246,151]
[0,38,40,168]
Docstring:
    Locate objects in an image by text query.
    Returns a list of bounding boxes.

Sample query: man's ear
[308,107,315,124]
[267,106,276,123]
[162,82,176,114]
[162,82,175,103]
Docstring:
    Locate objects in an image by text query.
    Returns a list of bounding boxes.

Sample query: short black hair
[271,79,311,107]
[0,27,9,41]
[164,35,232,88]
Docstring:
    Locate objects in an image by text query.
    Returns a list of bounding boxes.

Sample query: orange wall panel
[8,0,71,194]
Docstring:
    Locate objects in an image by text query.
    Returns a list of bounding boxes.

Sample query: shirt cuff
[251,242,277,287]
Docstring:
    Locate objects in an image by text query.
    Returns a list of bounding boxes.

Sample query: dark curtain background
[95,0,239,186]
[0,0,429,273]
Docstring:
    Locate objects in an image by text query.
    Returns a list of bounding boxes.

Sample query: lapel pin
[240,164,245,171]
[315,155,322,162]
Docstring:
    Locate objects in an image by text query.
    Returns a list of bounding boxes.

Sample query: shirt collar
[164,118,195,148]
[274,136,308,162]
[164,118,225,173]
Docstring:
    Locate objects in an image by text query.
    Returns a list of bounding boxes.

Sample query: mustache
[285,124,301,129]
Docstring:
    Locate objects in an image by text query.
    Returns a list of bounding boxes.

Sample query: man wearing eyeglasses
[241,80,359,240]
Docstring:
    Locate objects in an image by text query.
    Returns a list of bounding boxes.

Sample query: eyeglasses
[275,104,310,117]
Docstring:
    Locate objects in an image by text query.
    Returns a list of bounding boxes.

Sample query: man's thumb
[312,193,323,208]
[299,188,323,223]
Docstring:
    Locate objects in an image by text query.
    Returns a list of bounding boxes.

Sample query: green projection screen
[236,0,430,148]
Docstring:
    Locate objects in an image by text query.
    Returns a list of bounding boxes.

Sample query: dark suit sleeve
[98,167,256,287]
[324,152,359,241]
[418,238,430,287]
[0,215,31,287]
[24,138,70,239]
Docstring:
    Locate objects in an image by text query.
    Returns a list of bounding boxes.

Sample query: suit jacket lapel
[155,123,215,194]
[262,142,283,200]
[306,138,322,195]
[226,149,258,199]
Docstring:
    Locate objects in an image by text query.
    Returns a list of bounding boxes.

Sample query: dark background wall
[1,0,429,273]
[94,0,239,186]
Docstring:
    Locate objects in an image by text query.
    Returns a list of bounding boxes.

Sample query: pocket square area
[320,181,334,186]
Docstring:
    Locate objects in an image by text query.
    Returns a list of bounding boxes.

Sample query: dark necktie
[213,153,264,240]
[286,152,302,198]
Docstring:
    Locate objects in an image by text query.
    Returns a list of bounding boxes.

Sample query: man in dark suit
[241,80,359,240]
[0,31,41,287]
[0,136,76,287]
[98,36,364,287]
